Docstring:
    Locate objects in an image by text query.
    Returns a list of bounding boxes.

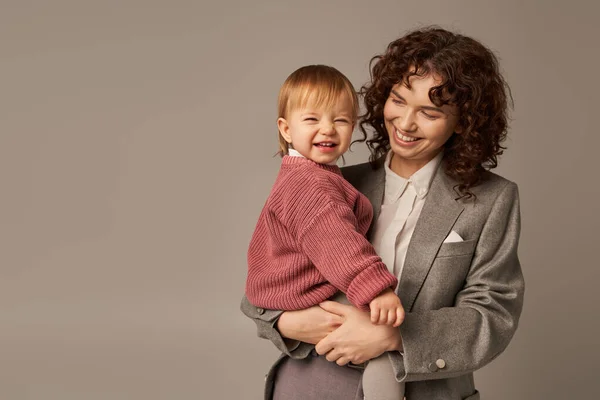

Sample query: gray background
[1,0,598,399]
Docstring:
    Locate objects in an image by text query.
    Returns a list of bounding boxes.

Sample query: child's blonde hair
[277,65,359,156]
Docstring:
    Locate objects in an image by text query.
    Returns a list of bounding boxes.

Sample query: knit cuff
[346,262,398,311]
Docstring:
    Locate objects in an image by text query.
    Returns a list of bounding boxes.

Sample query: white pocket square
[443,230,464,243]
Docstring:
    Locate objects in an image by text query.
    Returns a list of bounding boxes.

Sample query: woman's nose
[397,110,417,132]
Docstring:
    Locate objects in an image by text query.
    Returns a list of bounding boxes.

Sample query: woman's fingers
[335,356,350,366]
[324,349,350,366]
[315,335,334,355]
[276,304,350,344]
[319,300,351,317]
[325,349,341,362]
[316,305,401,363]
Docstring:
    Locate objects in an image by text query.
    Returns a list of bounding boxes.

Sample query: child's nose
[321,122,336,134]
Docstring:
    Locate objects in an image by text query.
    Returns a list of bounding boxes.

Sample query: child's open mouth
[314,142,338,152]
[314,142,337,147]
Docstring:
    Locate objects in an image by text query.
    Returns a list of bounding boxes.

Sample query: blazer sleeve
[240,295,314,359]
[389,182,525,382]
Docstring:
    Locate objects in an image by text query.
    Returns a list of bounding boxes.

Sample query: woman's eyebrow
[391,89,446,114]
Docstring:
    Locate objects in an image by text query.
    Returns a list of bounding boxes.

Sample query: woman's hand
[276,304,344,345]
[314,301,403,366]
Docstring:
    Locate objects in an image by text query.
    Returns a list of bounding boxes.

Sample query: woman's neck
[389,151,441,178]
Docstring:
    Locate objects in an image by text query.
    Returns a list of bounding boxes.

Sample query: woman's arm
[240,295,343,359]
[316,182,525,382]
[386,182,524,382]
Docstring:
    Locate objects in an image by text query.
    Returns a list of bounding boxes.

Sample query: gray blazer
[241,158,525,400]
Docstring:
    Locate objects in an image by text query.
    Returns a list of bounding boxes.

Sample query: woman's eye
[421,111,438,120]
[392,99,404,106]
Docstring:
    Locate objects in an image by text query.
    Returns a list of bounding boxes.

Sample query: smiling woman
[242,26,523,400]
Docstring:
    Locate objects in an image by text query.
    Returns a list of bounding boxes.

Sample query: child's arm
[369,288,405,327]
[296,201,398,311]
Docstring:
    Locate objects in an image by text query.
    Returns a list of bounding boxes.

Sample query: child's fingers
[393,307,404,327]
[371,307,379,323]
[379,309,387,325]
[388,310,396,326]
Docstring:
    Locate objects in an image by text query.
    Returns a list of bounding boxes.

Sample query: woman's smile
[393,128,421,145]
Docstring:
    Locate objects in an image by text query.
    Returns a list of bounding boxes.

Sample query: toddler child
[246,64,405,400]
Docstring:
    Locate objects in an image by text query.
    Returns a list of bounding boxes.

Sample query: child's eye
[335,119,350,124]
[304,117,318,122]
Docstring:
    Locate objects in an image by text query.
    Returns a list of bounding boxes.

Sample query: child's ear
[277,118,293,143]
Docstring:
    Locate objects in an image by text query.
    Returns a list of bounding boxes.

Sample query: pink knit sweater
[246,156,398,311]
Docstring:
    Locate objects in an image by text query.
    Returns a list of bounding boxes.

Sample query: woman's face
[383,73,461,177]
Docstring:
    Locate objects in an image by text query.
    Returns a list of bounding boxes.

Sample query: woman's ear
[453,117,464,135]
[277,118,293,144]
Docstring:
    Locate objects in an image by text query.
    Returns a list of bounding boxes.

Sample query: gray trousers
[272,352,364,400]
[272,352,405,400]
[271,291,404,400]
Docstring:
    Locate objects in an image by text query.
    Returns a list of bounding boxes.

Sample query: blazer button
[428,362,438,372]
[435,359,446,369]
[256,307,265,315]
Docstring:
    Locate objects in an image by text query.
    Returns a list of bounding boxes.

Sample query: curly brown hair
[358,26,512,198]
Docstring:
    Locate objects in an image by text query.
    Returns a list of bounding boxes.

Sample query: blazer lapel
[362,165,385,241]
[397,166,465,312]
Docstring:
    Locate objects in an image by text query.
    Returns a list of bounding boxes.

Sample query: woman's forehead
[399,70,443,89]
[394,73,456,107]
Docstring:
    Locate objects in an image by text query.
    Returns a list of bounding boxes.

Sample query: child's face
[278,94,355,165]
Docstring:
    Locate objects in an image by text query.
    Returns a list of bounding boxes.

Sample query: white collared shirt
[371,151,443,279]
[287,149,305,158]
[287,149,338,166]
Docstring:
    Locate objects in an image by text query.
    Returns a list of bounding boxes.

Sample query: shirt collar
[288,148,338,166]
[288,149,304,158]
[383,150,444,202]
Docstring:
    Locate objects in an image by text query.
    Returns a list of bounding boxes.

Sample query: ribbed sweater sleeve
[296,201,398,310]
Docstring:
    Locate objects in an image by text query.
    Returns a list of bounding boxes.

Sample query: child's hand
[369,288,405,327]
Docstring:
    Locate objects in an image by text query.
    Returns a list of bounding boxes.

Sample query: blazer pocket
[436,238,477,258]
